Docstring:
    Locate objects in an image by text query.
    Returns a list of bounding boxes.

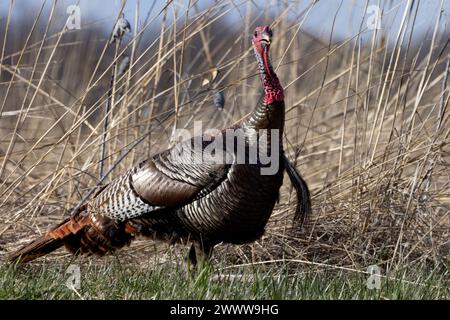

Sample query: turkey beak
[261,33,271,46]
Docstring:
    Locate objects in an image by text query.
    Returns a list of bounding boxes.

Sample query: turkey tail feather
[283,154,311,227]
[9,209,90,264]
[9,234,64,264]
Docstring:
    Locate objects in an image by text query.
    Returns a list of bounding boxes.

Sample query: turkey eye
[254,31,258,37]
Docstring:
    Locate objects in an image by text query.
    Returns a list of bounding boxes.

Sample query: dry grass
[0,0,449,276]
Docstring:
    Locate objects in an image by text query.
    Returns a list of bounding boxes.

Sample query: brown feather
[9,209,133,264]
[132,159,200,207]
[9,215,86,264]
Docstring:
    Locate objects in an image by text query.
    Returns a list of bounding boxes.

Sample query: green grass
[1,262,448,299]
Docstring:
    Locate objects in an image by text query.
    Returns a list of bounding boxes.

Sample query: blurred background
[0,0,449,270]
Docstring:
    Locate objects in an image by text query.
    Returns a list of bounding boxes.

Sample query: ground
[1,248,448,299]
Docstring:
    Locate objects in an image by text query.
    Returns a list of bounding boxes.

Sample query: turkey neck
[244,45,285,134]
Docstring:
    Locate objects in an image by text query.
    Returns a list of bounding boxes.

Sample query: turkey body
[10,90,288,266]
[89,100,285,250]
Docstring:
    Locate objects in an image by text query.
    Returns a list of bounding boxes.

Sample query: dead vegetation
[0,0,449,273]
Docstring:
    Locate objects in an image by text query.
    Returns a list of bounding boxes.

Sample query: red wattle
[262,51,272,80]
[262,51,284,105]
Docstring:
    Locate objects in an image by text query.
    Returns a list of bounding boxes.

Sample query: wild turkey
[10,26,310,265]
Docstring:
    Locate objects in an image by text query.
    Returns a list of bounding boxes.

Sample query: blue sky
[1,0,450,45]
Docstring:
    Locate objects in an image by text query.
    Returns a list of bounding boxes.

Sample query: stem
[99,41,120,180]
